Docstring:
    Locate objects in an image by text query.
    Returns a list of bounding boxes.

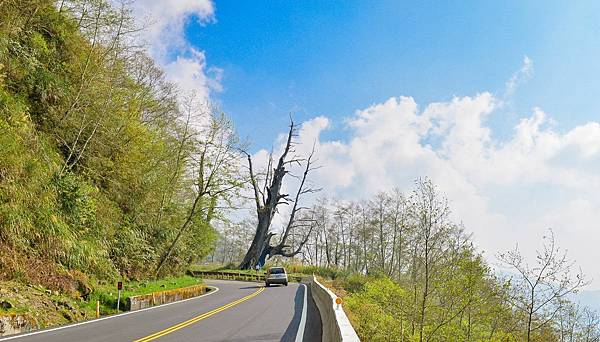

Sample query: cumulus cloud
[131,0,214,56]
[265,91,600,288]
[129,0,220,99]
[161,49,221,102]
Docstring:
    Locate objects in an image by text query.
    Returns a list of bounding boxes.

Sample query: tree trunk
[239,210,271,269]
[155,192,204,277]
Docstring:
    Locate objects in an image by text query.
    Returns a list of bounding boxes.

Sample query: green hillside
[0,0,231,294]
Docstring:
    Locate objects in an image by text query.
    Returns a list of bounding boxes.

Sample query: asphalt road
[0,279,322,342]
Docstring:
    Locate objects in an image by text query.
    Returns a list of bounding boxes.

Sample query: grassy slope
[87,275,202,314]
[0,276,202,329]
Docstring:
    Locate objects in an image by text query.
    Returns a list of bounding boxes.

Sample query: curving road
[0,280,322,342]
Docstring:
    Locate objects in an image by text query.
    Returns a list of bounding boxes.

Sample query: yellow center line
[133,286,265,342]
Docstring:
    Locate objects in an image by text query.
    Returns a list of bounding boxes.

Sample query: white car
[265,267,288,287]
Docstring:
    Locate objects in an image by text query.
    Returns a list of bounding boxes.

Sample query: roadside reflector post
[335,297,343,310]
[96,300,100,318]
[116,281,123,312]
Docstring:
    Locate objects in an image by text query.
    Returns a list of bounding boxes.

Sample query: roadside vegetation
[84,275,202,314]
[0,0,239,330]
[191,263,297,277]
[0,276,201,328]
[211,180,600,341]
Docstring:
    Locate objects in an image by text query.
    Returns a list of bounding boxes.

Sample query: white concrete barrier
[305,275,360,342]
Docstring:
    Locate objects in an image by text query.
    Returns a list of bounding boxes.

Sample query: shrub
[345,278,408,342]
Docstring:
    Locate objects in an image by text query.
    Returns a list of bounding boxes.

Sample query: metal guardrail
[187,270,303,283]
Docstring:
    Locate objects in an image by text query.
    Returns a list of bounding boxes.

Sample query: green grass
[85,275,201,314]
[0,305,31,315]
[119,275,201,298]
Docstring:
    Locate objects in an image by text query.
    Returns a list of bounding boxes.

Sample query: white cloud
[131,0,214,56]
[279,91,600,288]
[162,49,214,102]
[129,0,220,99]
[505,55,533,97]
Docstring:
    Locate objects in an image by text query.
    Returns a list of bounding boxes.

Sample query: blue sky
[133,0,600,288]
[186,0,600,148]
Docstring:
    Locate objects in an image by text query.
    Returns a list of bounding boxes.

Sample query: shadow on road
[281,285,304,342]
[280,285,322,342]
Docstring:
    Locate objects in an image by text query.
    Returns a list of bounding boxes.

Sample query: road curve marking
[133,286,265,342]
[295,284,307,342]
[0,286,220,341]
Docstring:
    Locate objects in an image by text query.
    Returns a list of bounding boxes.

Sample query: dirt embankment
[0,281,94,336]
[0,248,97,336]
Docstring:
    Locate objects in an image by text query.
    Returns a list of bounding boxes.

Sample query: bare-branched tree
[499,229,589,342]
[238,120,320,270]
[155,102,243,277]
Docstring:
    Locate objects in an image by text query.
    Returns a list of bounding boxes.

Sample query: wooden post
[96,300,100,318]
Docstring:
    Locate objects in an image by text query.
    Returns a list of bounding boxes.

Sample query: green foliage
[52,173,97,229]
[285,264,349,279]
[343,273,370,293]
[340,274,524,342]
[110,226,155,280]
[0,0,230,291]
[346,278,407,341]
[85,275,201,314]
[284,184,587,341]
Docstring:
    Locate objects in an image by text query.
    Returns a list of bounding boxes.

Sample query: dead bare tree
[238,120,320,269]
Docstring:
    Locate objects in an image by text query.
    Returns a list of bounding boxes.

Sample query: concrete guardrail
[305,275,360,342]
[126,284,208,311]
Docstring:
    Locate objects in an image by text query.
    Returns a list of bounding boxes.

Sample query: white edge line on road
[0,285,220,341]
[295,283,307,342]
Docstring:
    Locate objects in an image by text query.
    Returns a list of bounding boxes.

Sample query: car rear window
[270,267,285,274]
